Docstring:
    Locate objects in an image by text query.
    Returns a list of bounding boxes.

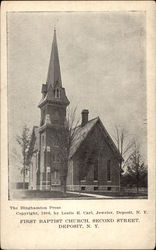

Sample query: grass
[10,189,91,200]
[9,189,148,200]
[81,191,147,197]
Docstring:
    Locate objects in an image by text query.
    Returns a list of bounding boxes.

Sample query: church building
[28,29,122,193]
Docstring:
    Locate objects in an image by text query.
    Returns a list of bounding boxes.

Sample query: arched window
[54,88,60,98]
[107,160,111,181]
[41,134,45,146]
[51,170,60,184]
[41,109,45,126]
[52,152,60,162]
[54,111,59,122]
[57,89,60,98]
[94,160,98,180]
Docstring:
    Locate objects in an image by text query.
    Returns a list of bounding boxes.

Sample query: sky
[7,11,147,179]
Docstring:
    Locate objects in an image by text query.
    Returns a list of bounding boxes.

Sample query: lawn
[81,191,147,197]
[9,188,148,200]
[9,189,92,200]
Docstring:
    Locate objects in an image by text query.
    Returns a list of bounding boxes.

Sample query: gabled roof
[69,117,98,158]
[28,118,122,163]
[97,118,123,160]
[69,117,123,161]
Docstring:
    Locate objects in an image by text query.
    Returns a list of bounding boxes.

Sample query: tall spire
[46,29,62,87]
[39,29,69,108]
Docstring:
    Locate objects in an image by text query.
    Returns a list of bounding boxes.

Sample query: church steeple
[37,29,70,191]
[39,29,69,108]
[39,29,69,127]
[47,29,62,88]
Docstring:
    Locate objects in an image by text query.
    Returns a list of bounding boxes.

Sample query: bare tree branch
[113,125,135,173]
[16,125,31,189]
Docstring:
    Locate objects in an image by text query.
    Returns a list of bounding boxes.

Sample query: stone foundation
[66,185,120,192]
[29,184,119,193]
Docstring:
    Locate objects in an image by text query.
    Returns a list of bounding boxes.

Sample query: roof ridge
[73,116,99,130]
[88,116,99,123]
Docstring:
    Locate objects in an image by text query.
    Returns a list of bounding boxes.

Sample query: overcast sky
[7,11,147,174]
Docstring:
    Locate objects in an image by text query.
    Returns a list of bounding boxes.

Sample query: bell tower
[38,29,69,190]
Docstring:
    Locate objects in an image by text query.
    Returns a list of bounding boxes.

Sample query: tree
[125,141,147,193]
[16,125,31,189]
[113,125,135,174]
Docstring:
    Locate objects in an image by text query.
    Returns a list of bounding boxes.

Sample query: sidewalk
[67,191,114,199]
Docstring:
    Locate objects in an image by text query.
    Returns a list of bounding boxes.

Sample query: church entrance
[51,171,61,185]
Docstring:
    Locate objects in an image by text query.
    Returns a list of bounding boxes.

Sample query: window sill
[51,184,61,186]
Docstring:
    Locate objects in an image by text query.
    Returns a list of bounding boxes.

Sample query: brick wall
[67,123,120,190]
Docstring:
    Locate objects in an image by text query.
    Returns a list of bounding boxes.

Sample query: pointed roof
[38,29,70,107]
[47,29,62,88]
[69,117,123,161]
[69,118,98,158]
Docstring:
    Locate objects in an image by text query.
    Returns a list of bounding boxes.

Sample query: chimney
[81,109,89,126]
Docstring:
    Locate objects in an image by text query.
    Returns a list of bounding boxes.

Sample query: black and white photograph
[1,2,156,250]
[8,11,148,200]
